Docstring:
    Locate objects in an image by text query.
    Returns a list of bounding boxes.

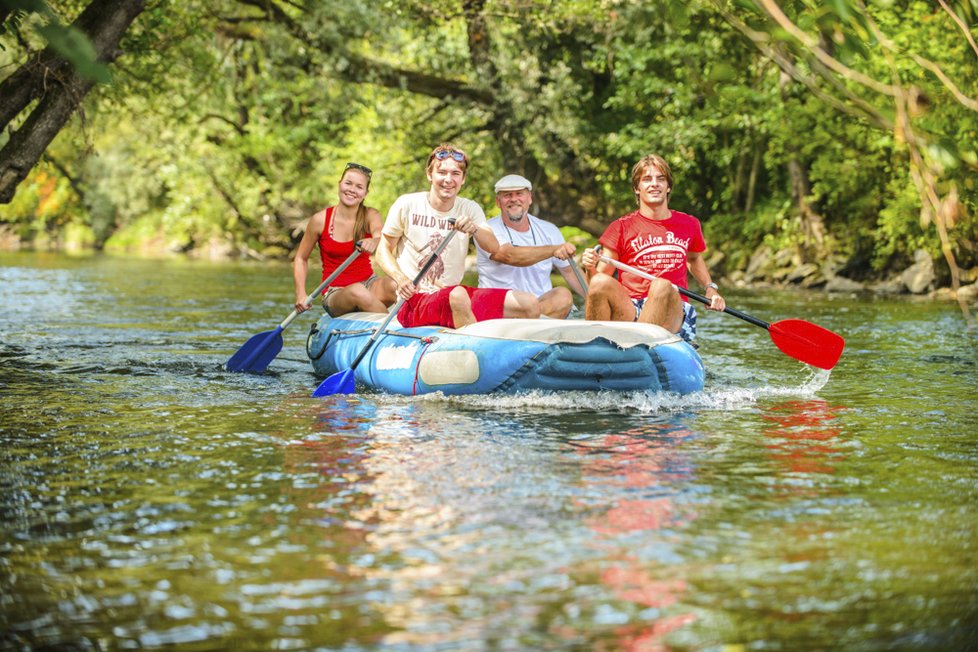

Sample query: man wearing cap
[475,174,586,319]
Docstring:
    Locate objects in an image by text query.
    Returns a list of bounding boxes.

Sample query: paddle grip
[676,287,770,330]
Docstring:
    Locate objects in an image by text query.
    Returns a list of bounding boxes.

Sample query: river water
[1,251,976,650]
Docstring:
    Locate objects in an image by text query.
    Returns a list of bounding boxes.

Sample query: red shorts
[396,285,508,328]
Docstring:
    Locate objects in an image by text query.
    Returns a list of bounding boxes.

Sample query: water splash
[385,368,833,415]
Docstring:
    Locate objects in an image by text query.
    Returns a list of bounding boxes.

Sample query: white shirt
[475,214,569,297]
[383,192,487,293]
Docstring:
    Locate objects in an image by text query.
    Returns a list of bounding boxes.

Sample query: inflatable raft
[305,312,704,396]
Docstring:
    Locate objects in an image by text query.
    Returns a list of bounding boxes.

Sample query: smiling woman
[289,164,396,320]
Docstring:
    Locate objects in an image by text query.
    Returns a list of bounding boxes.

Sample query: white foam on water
[391,367,834,415]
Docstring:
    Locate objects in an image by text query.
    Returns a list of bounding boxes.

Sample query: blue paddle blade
[312,368,356,397]
[225,328,284,373]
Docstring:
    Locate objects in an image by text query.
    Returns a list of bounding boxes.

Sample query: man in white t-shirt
[375,144,541,328]
[475,174,586,318]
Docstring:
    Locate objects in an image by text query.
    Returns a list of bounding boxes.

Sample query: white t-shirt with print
[382,192,487,293]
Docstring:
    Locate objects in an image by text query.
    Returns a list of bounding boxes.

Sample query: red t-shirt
[598,209,706,299]
[318,206,375,289]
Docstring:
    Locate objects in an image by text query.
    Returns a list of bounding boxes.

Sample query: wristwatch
[705,282,719,291]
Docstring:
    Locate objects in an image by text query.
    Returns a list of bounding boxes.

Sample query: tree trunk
[0,0,146,204]
[787,157,827,257]
[746,141,761,214]
[777,69,827,260]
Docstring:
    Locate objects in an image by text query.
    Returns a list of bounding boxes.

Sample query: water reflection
[572,422,698,649]
[287,398,710,648]
[761,399,844,478]
[4,252,977,650]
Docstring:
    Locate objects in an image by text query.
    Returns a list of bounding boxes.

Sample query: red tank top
[318,206,374,288]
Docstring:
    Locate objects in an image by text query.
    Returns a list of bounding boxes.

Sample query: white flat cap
[494,174,532,193]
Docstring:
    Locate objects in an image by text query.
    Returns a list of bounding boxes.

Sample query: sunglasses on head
[345,162,372,176]
[433,150,465,162]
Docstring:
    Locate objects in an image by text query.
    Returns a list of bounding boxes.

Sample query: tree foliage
[0,0,975,288]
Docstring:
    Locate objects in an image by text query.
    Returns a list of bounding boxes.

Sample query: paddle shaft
[347,224,459,371]
[569,257,589,295]
[282,244,364,329]
[598,255,771,330]
[595,253,845,370]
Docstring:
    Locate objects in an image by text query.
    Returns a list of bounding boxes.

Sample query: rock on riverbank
[723,245,978,303]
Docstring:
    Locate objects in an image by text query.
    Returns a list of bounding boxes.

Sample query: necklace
[502,217,536,246]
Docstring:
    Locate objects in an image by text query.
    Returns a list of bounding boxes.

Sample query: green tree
[718,0,978,291]
[0,0,146,205]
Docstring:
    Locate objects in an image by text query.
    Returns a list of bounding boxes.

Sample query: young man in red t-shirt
[581,154,726,342]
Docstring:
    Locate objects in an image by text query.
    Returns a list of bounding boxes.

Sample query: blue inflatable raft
[305,312,704,396]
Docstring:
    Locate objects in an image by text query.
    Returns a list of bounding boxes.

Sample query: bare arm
[359,208,383,254]
[470,223,500,256]
[292,211,326,312]
[687,251,725,311]
[375,233,408,284]
[375,233,417,300]
[491,241,576,267]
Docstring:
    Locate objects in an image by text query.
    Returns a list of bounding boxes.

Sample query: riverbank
[712,244,978,308]
[3,238,977,309]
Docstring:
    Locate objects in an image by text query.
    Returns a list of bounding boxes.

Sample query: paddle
[225,245,363,374]
[598,254,845,370]
[312,221,459,396]
[569,256,589,294]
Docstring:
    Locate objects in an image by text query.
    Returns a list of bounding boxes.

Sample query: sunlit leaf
[829,0,853,21]
[708,62,737,82]
[927,139,963,170]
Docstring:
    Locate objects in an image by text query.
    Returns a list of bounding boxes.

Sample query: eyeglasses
[433,149,465,162]
[345,162,372,176]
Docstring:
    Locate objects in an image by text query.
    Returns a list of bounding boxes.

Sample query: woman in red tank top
[292,163,396,316]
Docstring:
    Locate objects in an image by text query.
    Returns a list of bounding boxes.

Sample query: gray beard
[506,210,527,222]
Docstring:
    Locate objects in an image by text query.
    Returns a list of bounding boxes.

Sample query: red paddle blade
[768,319,845,370]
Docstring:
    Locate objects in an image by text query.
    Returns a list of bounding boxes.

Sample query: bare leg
[538,287,573,319]
[449,286,478,328]
[502,290,541,319]
[327,283,388,315]
[637,277,684,332]
[584,273,635,321]
[370,277,397,308]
